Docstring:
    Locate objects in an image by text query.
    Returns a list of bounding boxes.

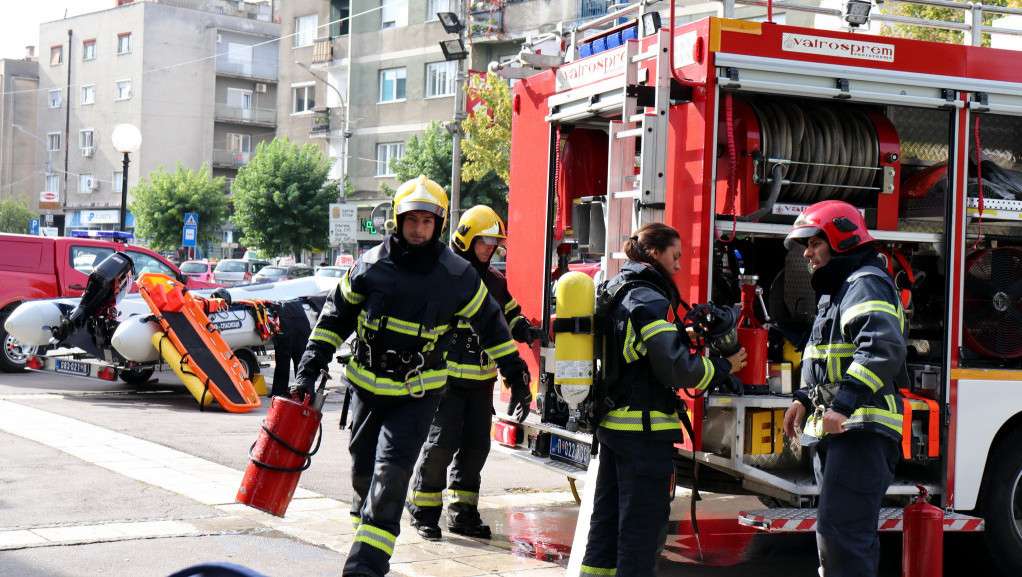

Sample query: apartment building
[36,0,279,237]
[0,57,40,213]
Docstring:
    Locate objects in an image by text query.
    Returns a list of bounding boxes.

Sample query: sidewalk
[0,398,573,577]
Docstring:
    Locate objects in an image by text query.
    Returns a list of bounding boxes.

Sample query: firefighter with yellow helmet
[292,177,532,577]
[406,205,545,541]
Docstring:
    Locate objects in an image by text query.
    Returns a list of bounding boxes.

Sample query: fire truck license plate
[549,434,590,468]
[55,359,89,375]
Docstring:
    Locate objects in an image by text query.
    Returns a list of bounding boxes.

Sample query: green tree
[128,163,228,251]
[231,138,336,257]
[391,121,508,222]
[0,195,36,234]
[879,0,1022,46]
[461,72,512,184]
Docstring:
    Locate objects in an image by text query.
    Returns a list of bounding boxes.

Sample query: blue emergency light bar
[70,230,134,243]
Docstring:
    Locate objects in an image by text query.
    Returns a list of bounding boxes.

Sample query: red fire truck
[491,1,1022,573]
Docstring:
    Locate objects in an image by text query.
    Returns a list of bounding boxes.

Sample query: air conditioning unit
[255,83,267,93]
[81,147,93,158]
[86,177,98,191]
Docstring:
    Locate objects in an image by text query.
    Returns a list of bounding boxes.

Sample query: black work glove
[512,322,548,346]
[504,368,533,423]
[289,377,316,399]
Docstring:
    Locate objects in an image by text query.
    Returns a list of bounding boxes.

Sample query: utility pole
[448,0,468,241]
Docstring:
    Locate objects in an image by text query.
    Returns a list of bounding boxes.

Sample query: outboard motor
[51,252,135,344]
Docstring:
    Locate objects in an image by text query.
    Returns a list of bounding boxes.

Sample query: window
[81,83,96,105]
[426,61,457,97]
[115,80,131,100]
[48,89,62,108]
[50,45,63,66]
[228,133,252,153]
[47,132,60,152]
[294,14,317,47]
[379,68,406,102]
[80,129,94,153]
[291,83,315,114]
[113,171,123,193]
[46,175,59,193]
[82,39,96,60]
[381,0,407,28]
[80,173,95,193]
[117,33,132,54]
[329,0,350,36]
[427,0,453,18]
[127,251,175,276]
[375,142,404,176]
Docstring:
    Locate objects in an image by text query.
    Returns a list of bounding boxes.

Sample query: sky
[0,1,113,61]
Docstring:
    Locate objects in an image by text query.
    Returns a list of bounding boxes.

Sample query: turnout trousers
[814,431,900,577]
[580,429,675,577]
[343,386,442,577]
[407,381,495,527]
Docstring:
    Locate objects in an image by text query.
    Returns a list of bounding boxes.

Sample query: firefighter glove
[512,321,547,345]
[505,369,532,423]
[289,378,316,399]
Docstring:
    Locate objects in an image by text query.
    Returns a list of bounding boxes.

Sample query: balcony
[214,103,277,126]
[215,58,278,81]
[312,38,333,64]
[213,149,252,169]
[468,2,505,37]
[310,106,331,138]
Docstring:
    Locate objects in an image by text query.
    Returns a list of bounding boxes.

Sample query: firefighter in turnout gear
[291,177,532,577]
[781,200,906,577]
[580,223,746,577]
[406,205,546,541]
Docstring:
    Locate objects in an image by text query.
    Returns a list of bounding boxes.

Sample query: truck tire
[234,348,259,380]
[978,425,1022,576]
[119,367,155,385]
[0,322,38,373]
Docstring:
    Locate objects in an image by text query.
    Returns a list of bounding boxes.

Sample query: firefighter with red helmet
[781,199,907,577]
[291,177,532,577]
[406,205,545,541]
[580,223,745,577]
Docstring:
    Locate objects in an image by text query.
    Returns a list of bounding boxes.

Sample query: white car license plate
[55,359,90,375]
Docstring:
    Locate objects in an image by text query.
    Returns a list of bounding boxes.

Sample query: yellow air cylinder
[554,271,595,388]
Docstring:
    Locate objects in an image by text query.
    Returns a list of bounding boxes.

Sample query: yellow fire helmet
[452,205,507,254]
[388,175,449,234]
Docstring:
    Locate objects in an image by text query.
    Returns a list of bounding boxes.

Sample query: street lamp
[111,123,141,233]
[437,7,468,241]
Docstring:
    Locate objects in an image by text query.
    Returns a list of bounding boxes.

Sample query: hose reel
[717,97,902,229]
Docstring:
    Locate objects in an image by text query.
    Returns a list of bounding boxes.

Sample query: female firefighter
[291,177,532,577]
[580,222,746,577]
[406,205,546,541]
[781,200,906,577]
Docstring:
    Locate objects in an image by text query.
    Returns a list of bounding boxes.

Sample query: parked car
[0,231,220,373]
[314,265,350,279]
[213,258,270,286]
[251,264,314,284]
[179,260,216,283]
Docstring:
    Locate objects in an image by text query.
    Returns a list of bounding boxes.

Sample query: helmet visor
[783,226,821,250]
[477,235,505,246]
[396,201,445,218]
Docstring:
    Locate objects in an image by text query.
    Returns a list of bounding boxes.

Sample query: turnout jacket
[601,262,732,441]
[795,251,907,442]
[446,261,533,386]
[295,235,526,397]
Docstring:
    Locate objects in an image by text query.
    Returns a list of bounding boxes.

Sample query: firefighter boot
[414,523,442,541]
[448,521,491,539]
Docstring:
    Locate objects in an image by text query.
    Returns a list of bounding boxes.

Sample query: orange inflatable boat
[137,273,261,413]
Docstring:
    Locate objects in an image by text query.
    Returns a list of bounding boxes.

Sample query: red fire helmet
[784,200,875,253]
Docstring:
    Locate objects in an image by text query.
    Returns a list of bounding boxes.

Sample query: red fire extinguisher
[903,484,943,577]
[236,370,329,516]
[735,274,770,392]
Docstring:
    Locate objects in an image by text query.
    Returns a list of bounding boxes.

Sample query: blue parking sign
[30,218,39,235]
[182,225,197,247]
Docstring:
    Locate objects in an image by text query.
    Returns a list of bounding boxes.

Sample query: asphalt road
[0,363,1007,576]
